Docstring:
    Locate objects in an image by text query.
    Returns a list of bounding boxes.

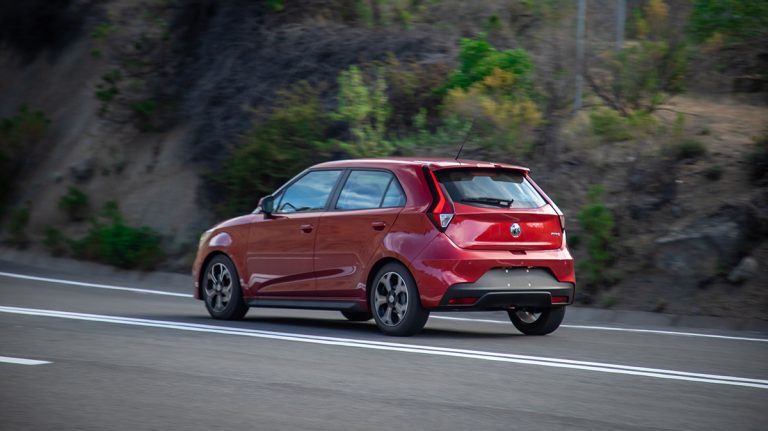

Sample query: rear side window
[381,180,406,207]
[336,170,405,210]
[276,170,342,213]
[435,169,546,209]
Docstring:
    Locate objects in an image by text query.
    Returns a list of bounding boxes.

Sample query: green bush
[380,55,449,133]
[673,139,707,160]
[590,108,633,142]
[43,226,67,256]
[0,105,49,212]
[747,132,768,183]
[130,99,158,131]
[590,39,689,113]
[445,34,534,92]
[577,185,615,288]
[442,35,541,154]
[95,69,122,105]
[689,0,768,43]
[265,0,284,12]
[6,206,30,248]
[703,165,723,181]
[69,201,163,269]
[58,186,90,221]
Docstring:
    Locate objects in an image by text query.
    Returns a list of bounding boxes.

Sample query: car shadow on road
[167,314,523,339]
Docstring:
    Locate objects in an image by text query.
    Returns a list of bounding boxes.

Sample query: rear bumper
[438,268,575,310]
[409,233,576,308]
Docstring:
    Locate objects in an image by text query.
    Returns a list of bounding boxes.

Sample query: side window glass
[276,170,342,213]
[381,179,406,207]
[336,171,395,210]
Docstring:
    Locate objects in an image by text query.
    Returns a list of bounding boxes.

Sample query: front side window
[276,170,342,213]
[336,170,405,210]
[435,169,546,209]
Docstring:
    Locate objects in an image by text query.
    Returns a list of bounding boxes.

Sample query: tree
[331,66,394,157]
[443,35,541,155]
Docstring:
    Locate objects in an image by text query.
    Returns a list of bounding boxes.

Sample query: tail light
[559,214,566,230]
[423,167,455,231]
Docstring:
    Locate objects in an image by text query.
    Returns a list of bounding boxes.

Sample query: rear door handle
[300,224,313,233]
[371,221,387,231]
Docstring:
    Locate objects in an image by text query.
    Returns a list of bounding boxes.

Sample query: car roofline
[313,157,530,172]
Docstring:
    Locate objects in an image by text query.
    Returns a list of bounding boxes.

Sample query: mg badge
[510,223,522,238]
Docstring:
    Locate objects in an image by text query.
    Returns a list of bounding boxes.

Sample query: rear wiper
[460,197,514,208]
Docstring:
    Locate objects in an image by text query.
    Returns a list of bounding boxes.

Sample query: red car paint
[192,157,575,312]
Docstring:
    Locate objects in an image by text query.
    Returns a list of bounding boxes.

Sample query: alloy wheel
[373,271,409,326]
[514,309,542,324]
[204,262,233,313]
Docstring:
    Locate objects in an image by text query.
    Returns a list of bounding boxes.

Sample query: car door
[314,169,406,299]
[246,169,343,297]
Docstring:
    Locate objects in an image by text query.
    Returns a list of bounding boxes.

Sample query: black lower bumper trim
[439,268,575,311]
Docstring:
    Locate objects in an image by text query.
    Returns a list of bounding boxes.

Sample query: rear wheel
[370,263,429,336]
[202,255,249,320]
[340,310,372,321]
[508,306,565,335]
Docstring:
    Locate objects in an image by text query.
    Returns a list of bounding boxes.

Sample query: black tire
[369,262,429,336]
[508,306,565,335]
[340,310,373,321]
[202,255,249,320]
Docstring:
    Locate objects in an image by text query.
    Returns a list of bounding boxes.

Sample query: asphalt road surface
[1,263,766,430]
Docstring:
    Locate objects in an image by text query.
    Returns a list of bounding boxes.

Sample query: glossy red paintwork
[446,203,563,250]
[192,157,575,310]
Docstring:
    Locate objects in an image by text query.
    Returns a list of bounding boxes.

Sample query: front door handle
[300,224,313,233]
[371,221,387,231]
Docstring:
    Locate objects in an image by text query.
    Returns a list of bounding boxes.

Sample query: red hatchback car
[193,158,575,336]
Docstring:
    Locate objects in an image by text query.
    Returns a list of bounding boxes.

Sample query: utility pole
[574,0,586,111]
[616,0,626,50]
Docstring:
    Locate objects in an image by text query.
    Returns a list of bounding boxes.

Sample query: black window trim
[329,168,407,212]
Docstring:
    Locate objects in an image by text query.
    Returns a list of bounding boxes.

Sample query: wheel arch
[365,256,422,307]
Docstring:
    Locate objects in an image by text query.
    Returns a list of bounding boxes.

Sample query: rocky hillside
[1,0,766,318]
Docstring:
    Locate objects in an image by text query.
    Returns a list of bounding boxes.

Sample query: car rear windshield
[435,169,546,209]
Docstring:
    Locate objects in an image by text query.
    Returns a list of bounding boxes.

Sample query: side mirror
[260,195,275,215]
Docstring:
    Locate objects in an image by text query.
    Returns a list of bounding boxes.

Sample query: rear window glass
[435,169,546,209]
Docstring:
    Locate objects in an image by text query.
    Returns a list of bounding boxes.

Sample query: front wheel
[370,263,429,336]
[202,255,249,320]
[508,306,565,335]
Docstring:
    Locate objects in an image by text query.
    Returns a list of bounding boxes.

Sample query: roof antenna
[454,119,475,161]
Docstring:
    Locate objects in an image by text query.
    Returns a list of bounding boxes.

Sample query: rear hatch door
[435,168,563,251]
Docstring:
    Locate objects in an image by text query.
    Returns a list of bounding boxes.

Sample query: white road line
[1,270,766,343]
[0,355,51,365]
[0,271,191,298]
[1,305,766,390]
[431,316,768,343]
